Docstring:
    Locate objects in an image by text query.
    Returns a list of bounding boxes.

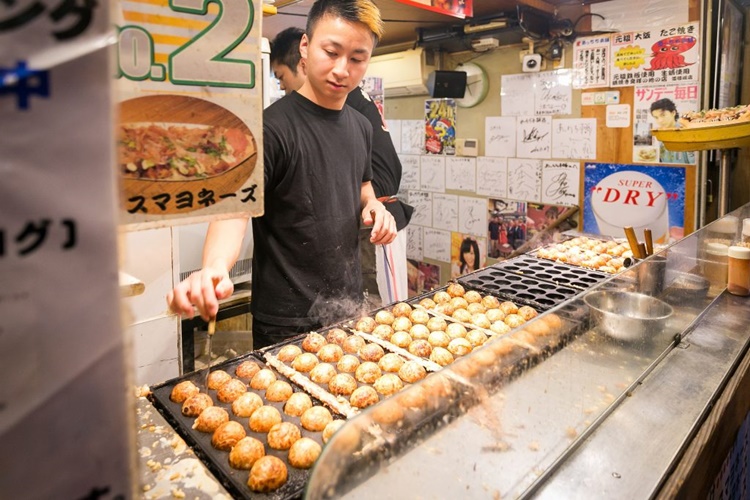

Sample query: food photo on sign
[583,163,686,244]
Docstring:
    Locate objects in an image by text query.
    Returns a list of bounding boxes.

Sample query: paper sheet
[459,196,488,237]
[552,118,597,160]
[485,116,517,157]
[420,155,446,192]
[508,158,542,202]
[423,228,451,263]
[517,116,552,159]
[542,160,580,206]
[401,119,425,154]
[399,154,420,190]
[432,193,458,232]
[445,156,476,192]
[408,190,433,227]
[476,156,508,198]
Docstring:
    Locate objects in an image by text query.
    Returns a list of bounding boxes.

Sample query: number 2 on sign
[117,0,255,88]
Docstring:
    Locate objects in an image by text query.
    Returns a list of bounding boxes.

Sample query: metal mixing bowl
[583,290,674,342]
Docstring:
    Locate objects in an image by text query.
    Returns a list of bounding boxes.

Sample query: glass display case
[307,205,750,499]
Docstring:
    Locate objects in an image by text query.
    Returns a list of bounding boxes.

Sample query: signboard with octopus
[610,22,700,88]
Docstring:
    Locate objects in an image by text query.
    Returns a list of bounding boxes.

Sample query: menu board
[116,0,264,228]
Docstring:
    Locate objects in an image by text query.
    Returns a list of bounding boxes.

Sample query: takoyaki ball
[390,331,413,349]
[473,347,498,367]
[421,373,454,399]
[398,361,427,384]
[355,361,382,384]
[485,308,506,323]
[433,302,455,317]
[326,328,348,346]
[371,399,405,426]
[373,373,403,396]
[467,302,486,315]
[490,320,511,335]
[378,353,405,373]
[446,322,467,339]
[371,324,394,341]
[265,380,294,402]
[499,301,519,315]
[391,316,412,332]
[488,337,515,356]
[212,420,247,451]
[182,393,213,418]
[291,353,319,373]
[466,329,488,347]
[267,422,301,450]
[358,343,385,362]
[418,298,436,309]
[449,297,469,311]
[337,354,360,373]
[451,357,481,379]
[410,308,430,325]
[193,406,229,433]
[322,419,346,444]
[427,330,451,348]
[284,392,313,417]
[448,338,472,357]
[232,392,264,418]
[250,368,278,390]
[309,363,337,384]
[518,306,538,321]
[328,373,357,396]
[397,385,428,410]
[302,332,327,353]
[248,455,287,493]
[391,302,413,318]
[464,290,482,304]
[375,309,395,325]
[342,335,366,354]
[446,283,465,297]
[512,329,536,346]
[249,405,282,433]
[433,290,452,304]
[235,360,261,379]
[277,344,302,363]
[408,339,432,358]
[350,385,379,409]
[426,317,447,332]
[430,347,454,366]
[301,406,333,432]
[504,314,526,328]
[217,378,248,403]
[542,313,563,331]
[471,313,491,330]
[355,316,377,333]
[229,436,265,470]
[409,324,430,340]
[525,320,551,337]
[317,343,344,363]
[482,295,501,310]
[207,370,232,391]
[288,437,322,469]
[451,308,473,323]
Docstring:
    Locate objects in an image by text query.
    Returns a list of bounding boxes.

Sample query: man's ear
[299,34,309,59]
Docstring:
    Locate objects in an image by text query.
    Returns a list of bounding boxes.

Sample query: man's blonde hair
[306,0,384,44]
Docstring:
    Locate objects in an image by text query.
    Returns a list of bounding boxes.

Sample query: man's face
[651,108,677,130]
[272,62,306,94]
[299,14,374,108]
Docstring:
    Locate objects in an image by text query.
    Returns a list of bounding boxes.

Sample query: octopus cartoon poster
[583,163,686,244]
[610,22,700,88]
[395,0,472,19]
[425,98,457,155]
[632,84,699,164]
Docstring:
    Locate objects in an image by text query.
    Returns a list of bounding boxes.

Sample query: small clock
[455,62,489,108]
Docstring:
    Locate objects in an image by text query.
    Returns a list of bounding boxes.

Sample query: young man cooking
[167,0,397,349]
[270,27,412,308]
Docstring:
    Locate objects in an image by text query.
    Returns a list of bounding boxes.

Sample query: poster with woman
[451,232,486,278]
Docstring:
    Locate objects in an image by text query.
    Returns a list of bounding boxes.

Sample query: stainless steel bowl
[583,290,674,342]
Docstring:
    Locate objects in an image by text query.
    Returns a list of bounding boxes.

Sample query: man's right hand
[166,266,234,321]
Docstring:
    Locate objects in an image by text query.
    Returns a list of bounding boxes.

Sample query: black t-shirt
[346,88,413,231]
[252,91,373,327]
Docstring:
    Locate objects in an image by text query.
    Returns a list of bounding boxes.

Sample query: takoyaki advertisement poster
[610,22,700,88]
[583,163,686,244]
[425,98,456,155]
[116,0,264,228]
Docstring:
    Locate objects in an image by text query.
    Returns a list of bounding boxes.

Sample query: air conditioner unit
[365,48,436,97]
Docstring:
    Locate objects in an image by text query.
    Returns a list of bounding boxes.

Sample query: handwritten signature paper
[476,156,508,198]
[401,120,425,154]
[399,154,420,190]
[420,155,446,192]
[485,116,516,157]
[517,116,552,159]
[388,119,403,153]
[445,157,476,192]
[536,70,572,115]
[423,228,451,263]
[408,190,432,227]
[432,193,458,232]
[552,118,597,159]
[508,158,542,202]
[501,73,536,116]
[542,161,580,205]
[459,196,488,237]
[406,225,423,261]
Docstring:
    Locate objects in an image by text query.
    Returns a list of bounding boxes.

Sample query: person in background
[649,98,696,164]
[488,214,500,258]
[167,0,397,349]
[270,26,413,309]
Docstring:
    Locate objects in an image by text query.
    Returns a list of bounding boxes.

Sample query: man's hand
[362,200,397,244]
[166,267,234,321]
